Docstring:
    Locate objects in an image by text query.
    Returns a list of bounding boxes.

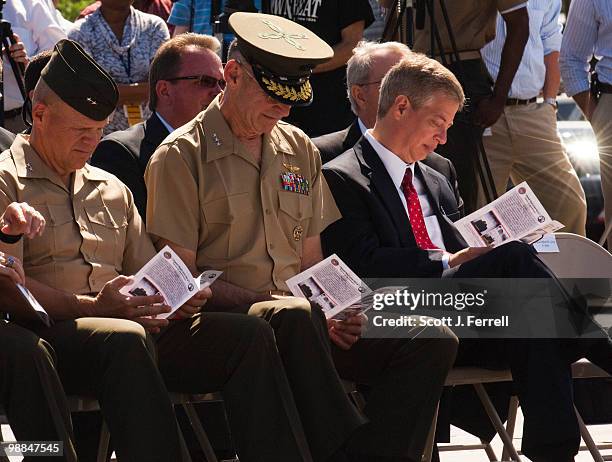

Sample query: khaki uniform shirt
[0,135,155,295]
[413,0,526,55]
[145,97,341,293]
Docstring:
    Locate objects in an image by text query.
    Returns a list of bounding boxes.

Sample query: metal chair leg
[473,384,521,461]
[178,423,194,462]
[422,403,439,462]
[182,403,218,462]
[575,405,605,462]
[501,396,519,461]
[96,419,110,462]
[0,424,9,462]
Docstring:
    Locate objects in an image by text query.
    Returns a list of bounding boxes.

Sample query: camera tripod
[0,0,27,129]
[382,0,499,205]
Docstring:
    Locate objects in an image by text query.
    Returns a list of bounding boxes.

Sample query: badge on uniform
[281,171,309,195]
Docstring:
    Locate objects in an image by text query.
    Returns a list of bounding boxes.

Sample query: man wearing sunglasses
[91,32,225,220]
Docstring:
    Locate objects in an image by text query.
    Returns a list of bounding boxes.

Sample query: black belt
[4,107,22,119]
[505,97,537,106]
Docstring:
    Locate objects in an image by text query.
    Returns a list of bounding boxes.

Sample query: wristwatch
[544,97,558,109]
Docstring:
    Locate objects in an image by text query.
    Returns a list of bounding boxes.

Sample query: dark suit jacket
[314,120,463,190]
[313,120,363,164]
[0,127,16,152]
[322,136,468,278]
[90,113,169,220]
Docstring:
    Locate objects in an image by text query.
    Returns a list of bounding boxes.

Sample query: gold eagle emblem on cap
[258,19,309,51]
[262,77,312,102]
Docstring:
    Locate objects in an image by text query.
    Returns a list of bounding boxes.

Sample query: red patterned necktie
[401,168,439,250]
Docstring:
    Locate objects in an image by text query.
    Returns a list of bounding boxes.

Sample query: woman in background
[68,0,169,134]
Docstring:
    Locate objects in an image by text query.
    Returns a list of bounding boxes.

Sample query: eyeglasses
[165,74,226,89]
[235,58,257,82]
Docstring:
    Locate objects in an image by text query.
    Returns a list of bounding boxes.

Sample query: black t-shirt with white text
[265,0,374,137]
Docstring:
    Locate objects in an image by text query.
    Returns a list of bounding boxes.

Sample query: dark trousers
[216,298,367,462]
[155,311,314,462]
[32,318,182,462]
[332,326,458,462]
[0,321,77,462]
[447,241,612,460]
[436,59,494,213]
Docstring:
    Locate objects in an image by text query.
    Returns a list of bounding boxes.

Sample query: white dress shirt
[560,0,612,96]
[3,0,67,111]
[155,112,175,133]
[364,130,450,265]
[481,0,562,100]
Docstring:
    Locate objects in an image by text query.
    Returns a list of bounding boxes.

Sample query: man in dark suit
[312,40,459,203]
[322,53,612,462]
[90,33,224,219]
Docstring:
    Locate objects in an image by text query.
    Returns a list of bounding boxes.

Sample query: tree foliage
[56,0,92,22]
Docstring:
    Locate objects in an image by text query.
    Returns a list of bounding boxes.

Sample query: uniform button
[269,243,274,250]
[265,209,271,215]
[228,214,234,220]
[80,225,86,231]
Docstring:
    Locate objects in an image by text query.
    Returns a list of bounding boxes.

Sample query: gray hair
[346,41,411,114]
[377,53,465,119]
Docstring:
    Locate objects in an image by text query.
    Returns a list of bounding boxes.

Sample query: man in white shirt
[3,0,67,132]
[480,0,587,236]
[560,0,612,249]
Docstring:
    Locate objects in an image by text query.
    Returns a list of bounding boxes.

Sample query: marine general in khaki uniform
[0,39,184,462]
[145,13,370,462]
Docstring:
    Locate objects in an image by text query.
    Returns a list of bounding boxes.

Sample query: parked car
[556,95,605,241]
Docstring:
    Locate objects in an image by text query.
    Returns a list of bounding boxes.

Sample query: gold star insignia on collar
[212,132,222,146]
[26,162,33,172]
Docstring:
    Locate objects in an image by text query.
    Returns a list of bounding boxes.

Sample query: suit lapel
[141,114,170,167]
[417,162,467,251]
[343,120,363,152]
[357,138,414,247]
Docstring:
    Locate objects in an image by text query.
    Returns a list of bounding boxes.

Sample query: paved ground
[2,411,612,461]
[440,409,612,461]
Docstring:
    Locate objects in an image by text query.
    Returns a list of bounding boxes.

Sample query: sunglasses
[165,74,226,89]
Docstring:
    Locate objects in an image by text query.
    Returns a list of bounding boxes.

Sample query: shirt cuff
[442,252,450,270]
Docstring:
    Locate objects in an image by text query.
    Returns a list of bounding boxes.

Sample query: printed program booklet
[16,284,52,326]
[453,182,563,248]
[286,254,373,320]
[120,246,222,318]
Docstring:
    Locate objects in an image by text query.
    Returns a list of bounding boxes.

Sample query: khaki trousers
[480,102,587,236]
[590,93,612,249]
